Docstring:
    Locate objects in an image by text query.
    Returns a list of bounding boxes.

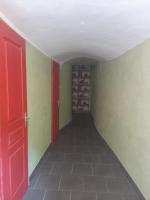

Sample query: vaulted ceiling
[1,0,150,63]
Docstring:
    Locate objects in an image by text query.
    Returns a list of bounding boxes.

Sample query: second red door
[51,60,59,143]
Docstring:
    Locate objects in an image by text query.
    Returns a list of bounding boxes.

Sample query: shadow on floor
[23,113,144,200]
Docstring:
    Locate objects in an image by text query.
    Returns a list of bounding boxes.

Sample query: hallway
[23,114,142,200]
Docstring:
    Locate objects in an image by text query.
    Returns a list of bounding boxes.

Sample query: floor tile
[60,175,83,191]
[36,163,54,175]
[43,152,65,163]
[94,164,125,178]
[72,163,92,175]
[84,154,101,164]
[97,193,123,200]
[29,174,40,188]
[94,164,114,177]
[101,153,118,164]
[123,194,140,200]
[106,178,135,194]
[51,163,73,175]
[44,190,70,200]
[71,191,96,200]
[83,176,107,192]
[74,145,90,154]
[35,174,60,190]
[65,153,84,163]
[23,189,44,200]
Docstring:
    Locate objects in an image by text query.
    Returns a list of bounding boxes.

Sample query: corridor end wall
[26,42,51,176]
[91,40,150,200]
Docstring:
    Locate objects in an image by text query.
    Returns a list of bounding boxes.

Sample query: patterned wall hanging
[72,64,91,113]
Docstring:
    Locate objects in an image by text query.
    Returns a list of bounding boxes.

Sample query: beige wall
[91,40,150,200]
[59,63,72,129]
[26,42,51,176]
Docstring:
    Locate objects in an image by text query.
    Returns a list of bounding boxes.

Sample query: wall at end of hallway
[26,42,51,176]
[59,62,72,129]
[91,39,150,200]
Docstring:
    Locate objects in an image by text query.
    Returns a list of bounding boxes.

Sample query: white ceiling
[1,0,150,63]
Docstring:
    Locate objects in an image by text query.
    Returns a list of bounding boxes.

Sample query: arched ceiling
[1,0,150,63]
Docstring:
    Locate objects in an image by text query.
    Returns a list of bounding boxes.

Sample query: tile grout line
[71,163,74,174]
[91,164,94,176]
[104,177,109,193]
[49,163,54,175]
[121,194,125,200]
[42,190,47,200]
[58,175,62,191]
[70,191,72,200]
[96,192,98,200]
[82,175,85,193]
[32,173,41,189]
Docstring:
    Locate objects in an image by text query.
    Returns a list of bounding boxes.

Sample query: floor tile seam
[92,173,126,178]
[82,174,85,192]
[42,190,47,200]
[96,192,98,200]
[97,192,127,200]
[104,176,109,193]
[70,191,71,200]
[32,173,41,189]
[103,186,135,196]
[89,163,94,176]
[58,175,62,191]
[71,163,74,174]
[49,163,55,175]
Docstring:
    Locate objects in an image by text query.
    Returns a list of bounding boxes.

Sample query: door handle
[24,112,30,128]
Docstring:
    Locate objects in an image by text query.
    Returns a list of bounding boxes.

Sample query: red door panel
[51,60,59,144]
[0,20,28,200]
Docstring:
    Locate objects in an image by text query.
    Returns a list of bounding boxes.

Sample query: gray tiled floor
[23,113,144,200]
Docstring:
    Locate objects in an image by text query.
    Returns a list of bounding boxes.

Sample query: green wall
[91,40,150,200]
[26,42,51,176]
[59,62,72,129]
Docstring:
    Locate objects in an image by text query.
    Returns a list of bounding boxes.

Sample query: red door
[51,60,59,144]
[0,20,28,200]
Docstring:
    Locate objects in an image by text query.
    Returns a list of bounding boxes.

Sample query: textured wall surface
[91,40,150,200]
[59,63,72,129]
[26,42,51,176]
